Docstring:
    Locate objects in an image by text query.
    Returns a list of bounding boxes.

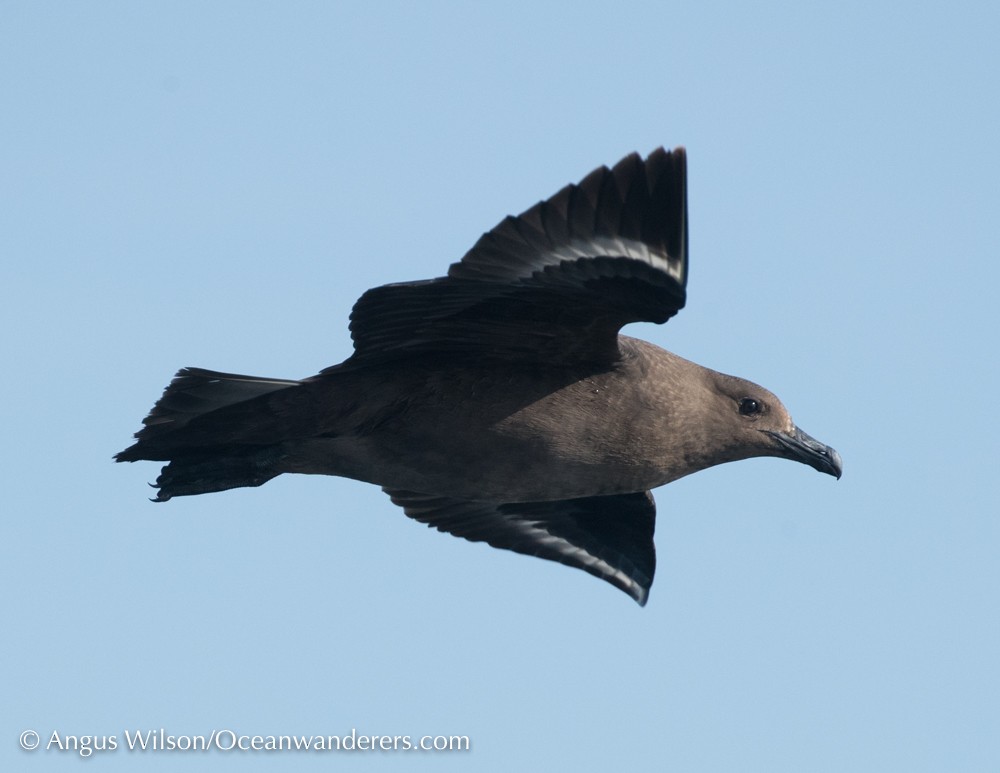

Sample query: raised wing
[340,147,687,369]
[385,489,658,605]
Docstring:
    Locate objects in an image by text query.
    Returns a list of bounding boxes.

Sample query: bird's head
[702,370,843,479]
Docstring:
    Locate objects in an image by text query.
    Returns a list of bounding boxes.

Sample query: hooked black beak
[763,426,843,479]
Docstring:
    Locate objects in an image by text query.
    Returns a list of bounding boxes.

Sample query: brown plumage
[117,148,841,605]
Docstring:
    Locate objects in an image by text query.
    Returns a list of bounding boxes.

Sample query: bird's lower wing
[384,489,657,605]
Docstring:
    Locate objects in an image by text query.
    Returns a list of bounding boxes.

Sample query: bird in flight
[117,147,841,605]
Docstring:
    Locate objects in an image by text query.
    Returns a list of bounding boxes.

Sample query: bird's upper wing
[338,147,687,369]
[384,489,657,605]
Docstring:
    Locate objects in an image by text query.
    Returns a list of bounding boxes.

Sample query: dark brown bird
[117,147,841,605]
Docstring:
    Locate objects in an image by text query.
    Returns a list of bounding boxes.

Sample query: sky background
[3,1,998,771]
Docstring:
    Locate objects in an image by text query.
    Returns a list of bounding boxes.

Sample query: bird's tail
[115,367,302,500]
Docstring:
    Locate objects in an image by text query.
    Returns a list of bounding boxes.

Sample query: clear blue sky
[3,2,998,771]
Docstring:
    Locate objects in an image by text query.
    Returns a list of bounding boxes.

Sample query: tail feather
[115,367,300,462]
[117,367,305,499]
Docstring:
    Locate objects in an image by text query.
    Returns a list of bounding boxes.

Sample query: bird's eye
[738,398,762,416]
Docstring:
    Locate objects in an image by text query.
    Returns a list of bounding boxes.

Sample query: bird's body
[118,148,841,604]
[144,338,758,502]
